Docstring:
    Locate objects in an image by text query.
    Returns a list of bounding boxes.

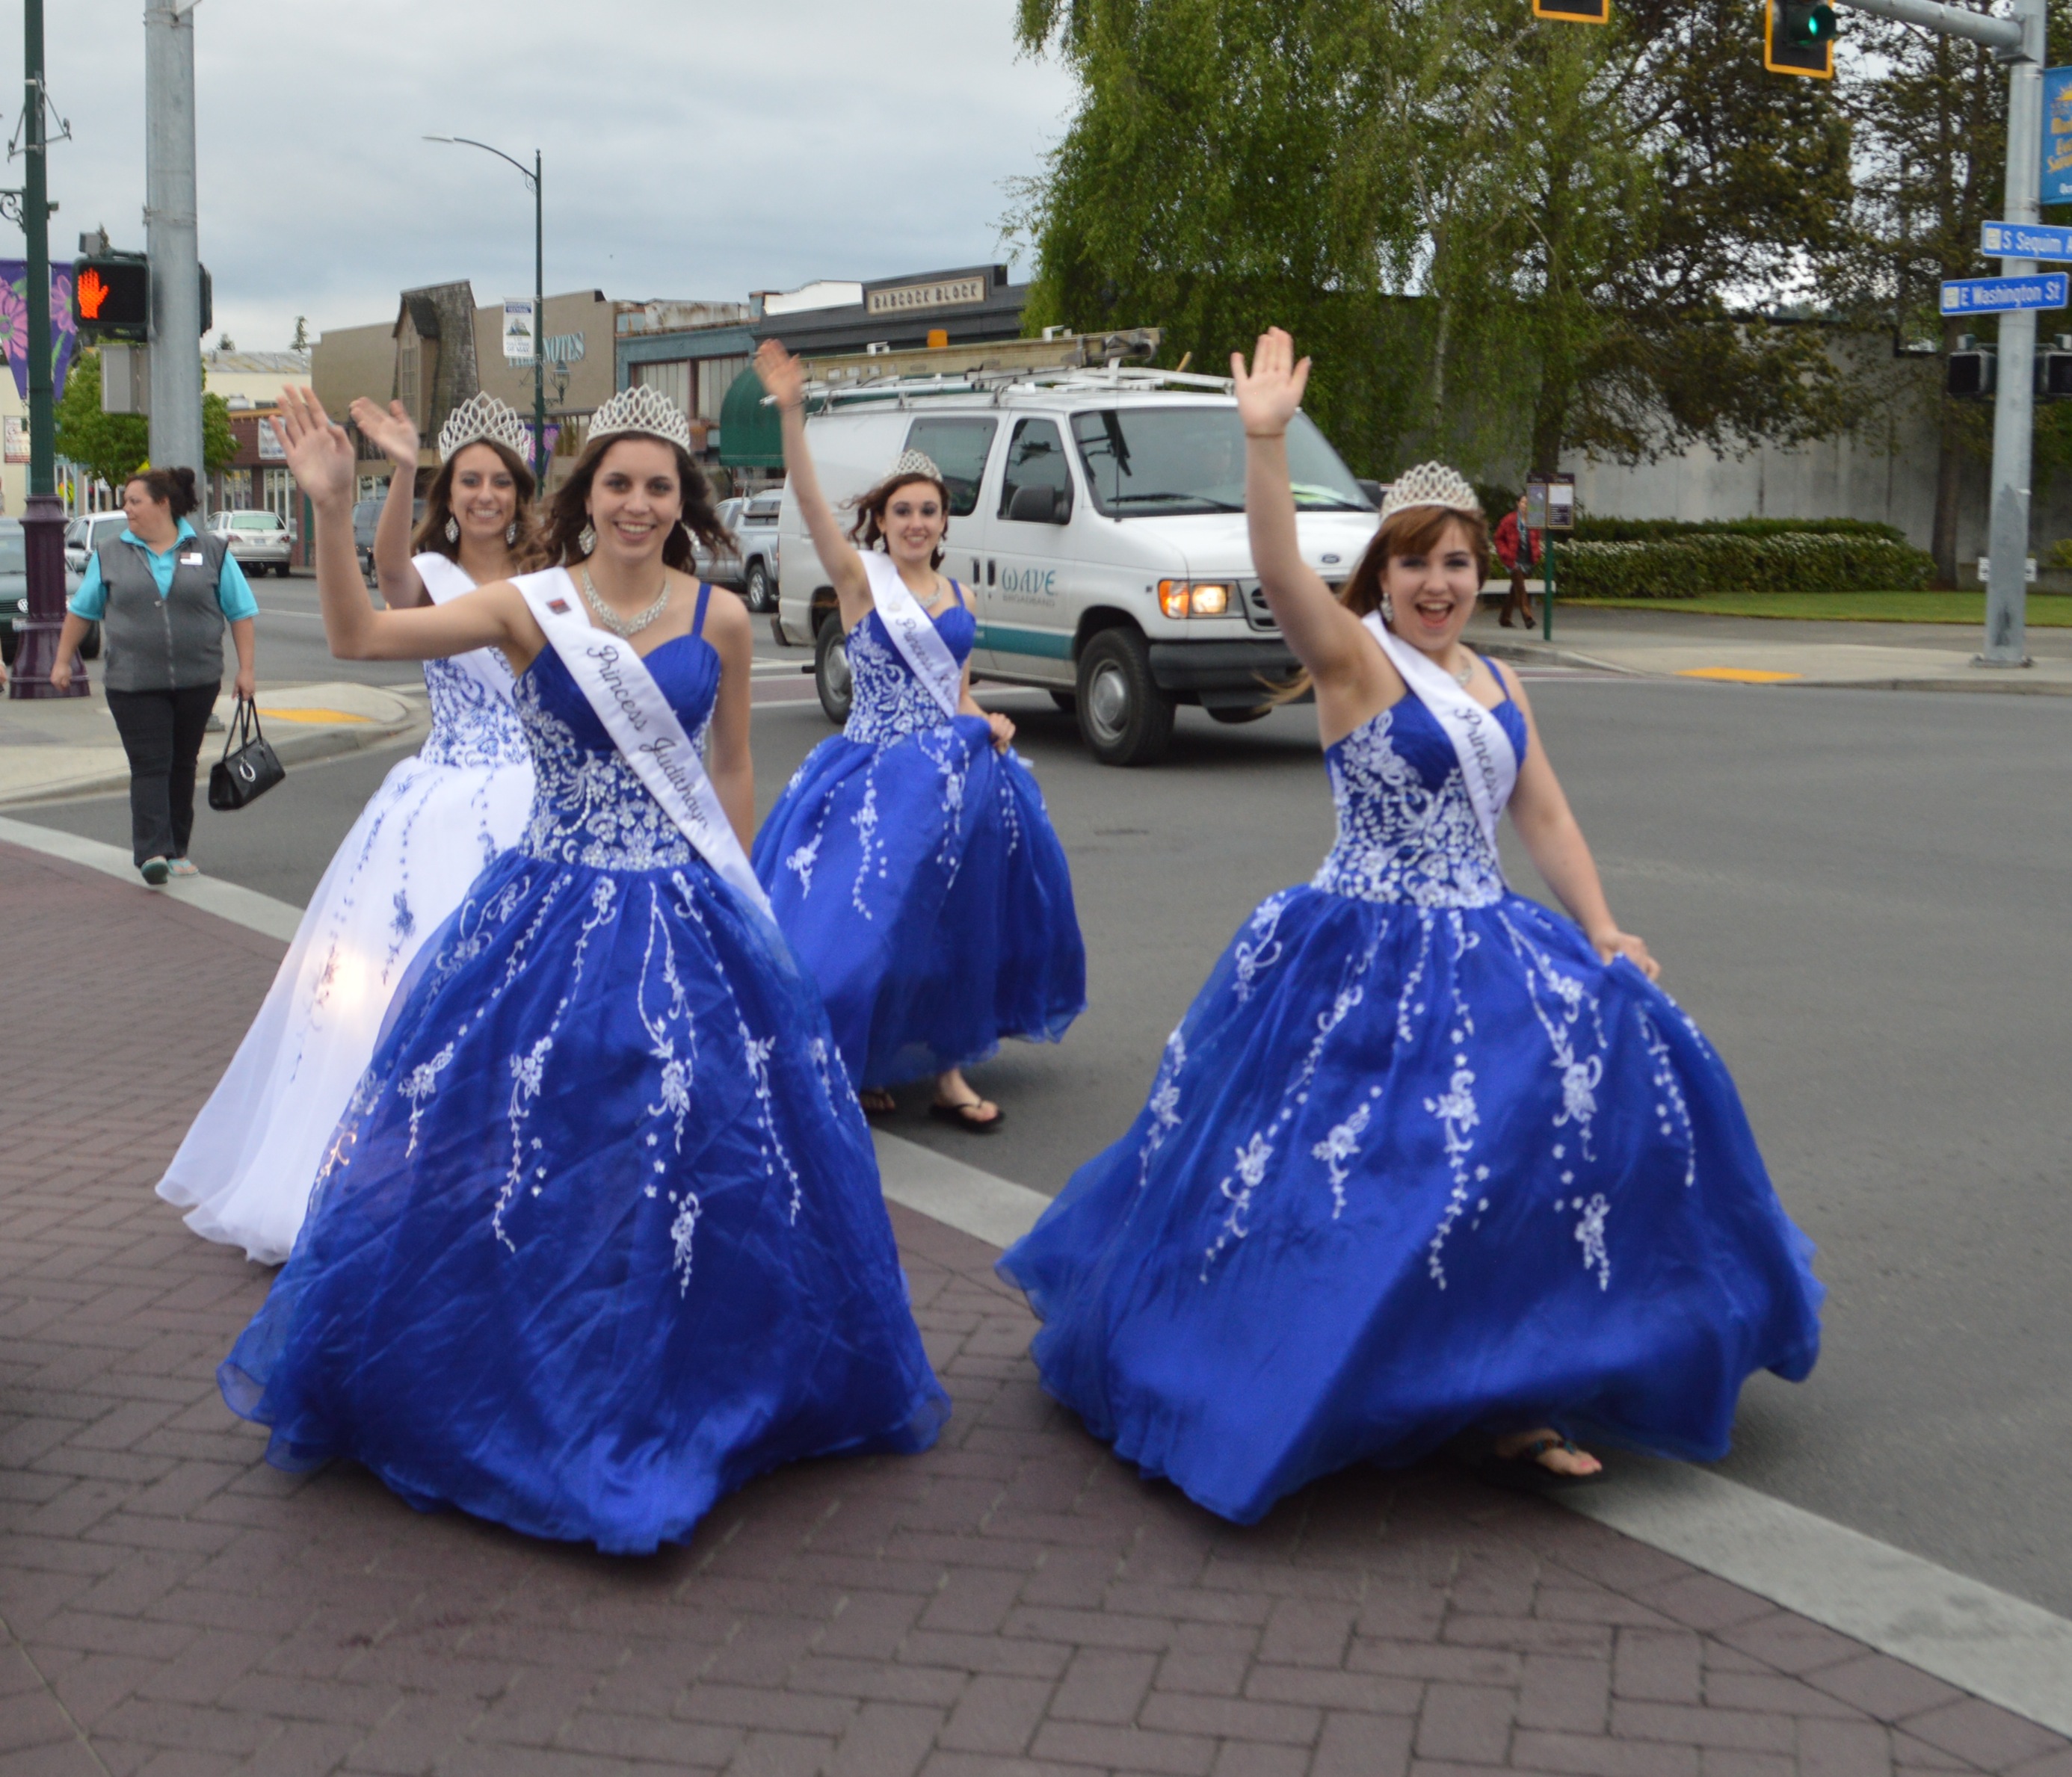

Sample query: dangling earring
[444,516,459,543]
[1381,594,1395,625]
[578,522,596,555]
[505,521,517,546]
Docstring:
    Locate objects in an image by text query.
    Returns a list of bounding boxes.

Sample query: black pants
[103,682,220,866]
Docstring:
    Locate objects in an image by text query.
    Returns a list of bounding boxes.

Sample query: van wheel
[744,561,774,614]
[1048,690,1077,714]
[1076,628,1174,766]
[769,614,790,647]
[814,618,853,726]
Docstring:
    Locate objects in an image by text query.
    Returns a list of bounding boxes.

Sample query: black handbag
[207,696,286,811]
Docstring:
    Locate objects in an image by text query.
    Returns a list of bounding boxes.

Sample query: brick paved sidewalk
[2,841,2066,1777]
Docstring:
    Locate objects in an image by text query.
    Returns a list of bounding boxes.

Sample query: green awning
[718,365,783,469]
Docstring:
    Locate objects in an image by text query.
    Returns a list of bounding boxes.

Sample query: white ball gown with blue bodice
[999,672,1823,1524]
[752,589,1085,1089]
[221,596,948,1554]
[158,611,534,1263]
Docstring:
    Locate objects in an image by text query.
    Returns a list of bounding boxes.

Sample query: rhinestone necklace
[576,564,673,638]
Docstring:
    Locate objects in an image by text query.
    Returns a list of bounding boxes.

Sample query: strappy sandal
[928,1095,1003,1134]
[1487,1433,1603,1490]
[858,1090,897,1117]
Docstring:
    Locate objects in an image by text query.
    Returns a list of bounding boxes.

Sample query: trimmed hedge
[1569,515,1908,544]
[1555,531,1935,599]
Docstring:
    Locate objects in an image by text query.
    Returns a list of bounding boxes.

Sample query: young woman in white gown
[156,394,544,1262]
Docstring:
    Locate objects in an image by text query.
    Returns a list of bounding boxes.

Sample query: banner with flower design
[0,262,78,404]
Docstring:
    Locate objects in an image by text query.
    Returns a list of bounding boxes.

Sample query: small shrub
[2045,538,2072,573]
[1555,532,1934,599]
[1568,515,1908,545]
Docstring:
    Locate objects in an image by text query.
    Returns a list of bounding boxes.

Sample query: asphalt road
[16,634,2072,1623]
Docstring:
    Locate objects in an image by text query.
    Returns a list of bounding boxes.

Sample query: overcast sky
[12,0,1079,352]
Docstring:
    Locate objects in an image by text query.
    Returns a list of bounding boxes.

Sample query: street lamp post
[4,0,80,699]
[425,137,546,483]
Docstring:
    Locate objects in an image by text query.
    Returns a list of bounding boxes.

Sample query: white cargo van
[773,367,1380,765]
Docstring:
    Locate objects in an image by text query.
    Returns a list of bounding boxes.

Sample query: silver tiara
[437,392,531,465]
[889,448,943,482]
[1380,462,1482,523]
[586,382,693,454]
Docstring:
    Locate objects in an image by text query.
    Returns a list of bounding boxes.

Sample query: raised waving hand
[756,340,871,624]
[349,398,420,468]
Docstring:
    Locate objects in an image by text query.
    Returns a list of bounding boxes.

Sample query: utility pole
[1837,0,2042,666]
[144,0,203,489]
[5,0,79,699]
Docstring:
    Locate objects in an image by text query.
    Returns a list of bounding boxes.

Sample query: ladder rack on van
[789,363,1236,413]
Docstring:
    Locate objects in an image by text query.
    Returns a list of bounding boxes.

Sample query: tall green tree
[1011,0,1857,480]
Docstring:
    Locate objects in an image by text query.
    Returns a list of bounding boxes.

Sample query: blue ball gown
[999,673,1822,1524]
[221,590,949,1555]
[751,587,1085,1090]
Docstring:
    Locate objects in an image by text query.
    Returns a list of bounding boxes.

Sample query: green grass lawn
[1558,590,2072,625]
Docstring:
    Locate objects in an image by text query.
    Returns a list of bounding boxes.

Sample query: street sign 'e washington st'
[1941,272,2070,316]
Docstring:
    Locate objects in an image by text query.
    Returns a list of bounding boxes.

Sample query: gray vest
[96,529,233,693]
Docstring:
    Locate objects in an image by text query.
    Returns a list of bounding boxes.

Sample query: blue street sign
[2047,69,2072,205]
[1982,220,2072,262]
[1941,273,2071,316]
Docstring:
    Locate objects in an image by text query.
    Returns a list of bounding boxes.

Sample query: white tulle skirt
[158,747,534,1262]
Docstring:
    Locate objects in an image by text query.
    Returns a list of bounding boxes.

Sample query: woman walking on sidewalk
[996,330,1822,1524]
[157,394,543,1264]
[747,342,1085,1131]
[222,383,945,1554]
[49,466,257,886]
[1493,492,1541,629]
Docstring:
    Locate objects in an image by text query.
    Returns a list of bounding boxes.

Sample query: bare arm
[1235,330,1394,729]
[1494,664,1659,978]
[754,341,870,626]
[274,386,541,670]
[351,399,428,609]
[957,662,1014,752]
[229,616,256,701]
[46,612,91,692]
[701,588,756,848]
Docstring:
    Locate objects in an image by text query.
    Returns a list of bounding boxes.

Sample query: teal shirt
[67,518,259,622]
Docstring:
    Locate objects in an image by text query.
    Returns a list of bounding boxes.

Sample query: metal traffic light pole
[144,0,205,490]
[1836,0,2042,666]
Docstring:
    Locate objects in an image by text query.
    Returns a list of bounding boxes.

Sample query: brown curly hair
[542,430,733,571]
[412,439,549,569]
[847,469,951,569]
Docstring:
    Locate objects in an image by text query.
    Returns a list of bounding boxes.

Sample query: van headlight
[1157,580,1233,618]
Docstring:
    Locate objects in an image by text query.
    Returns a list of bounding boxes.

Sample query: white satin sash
[514,568,774,919]
[861,551,963,721]
[1362,612,1518,866]
[413,552,514,701]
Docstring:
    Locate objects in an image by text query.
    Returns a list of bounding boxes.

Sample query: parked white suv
[774,368,1378,764]
[207,508,294,577]
[64,511,130,578]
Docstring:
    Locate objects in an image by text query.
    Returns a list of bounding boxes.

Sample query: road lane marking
[0,810,2064,1734]
[1677,667,1804,683]
[257,708,371,725]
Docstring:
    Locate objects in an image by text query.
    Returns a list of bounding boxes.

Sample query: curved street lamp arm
[422,134,537,191]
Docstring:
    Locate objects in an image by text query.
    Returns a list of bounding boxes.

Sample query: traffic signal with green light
[1766,0,1837,77]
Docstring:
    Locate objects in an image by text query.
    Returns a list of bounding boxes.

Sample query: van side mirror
[1357,478,1384,510]
[1008,483,1068,524]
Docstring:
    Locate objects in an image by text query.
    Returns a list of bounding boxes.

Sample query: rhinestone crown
[1380,461,1483,524]
[437,392,532,465]
[585,382,694,454]
[889,448,943,483]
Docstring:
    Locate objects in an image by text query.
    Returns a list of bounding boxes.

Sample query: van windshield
[1070,407,1369,518]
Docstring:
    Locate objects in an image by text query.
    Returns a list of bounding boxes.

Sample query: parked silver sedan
[206,507,295,577]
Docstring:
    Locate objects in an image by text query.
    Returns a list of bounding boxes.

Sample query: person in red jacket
[1493,492,1541,628]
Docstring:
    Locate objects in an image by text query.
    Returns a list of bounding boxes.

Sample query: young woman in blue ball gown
[998,330,1822,1523]
[747,341,1085,1131]
[222,383,947,1554]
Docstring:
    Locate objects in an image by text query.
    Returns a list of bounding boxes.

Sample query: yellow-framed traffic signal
[1534,0,1610,19]
[1765,0,1837,78]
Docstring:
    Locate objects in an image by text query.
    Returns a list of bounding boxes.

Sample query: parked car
[736,489,782,615]
[1,519,95,666]
[206,507,295,577]
[64,510,129,578]
[694,496,748,589]
[352,495,424,584]
[774,367,1378,764]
